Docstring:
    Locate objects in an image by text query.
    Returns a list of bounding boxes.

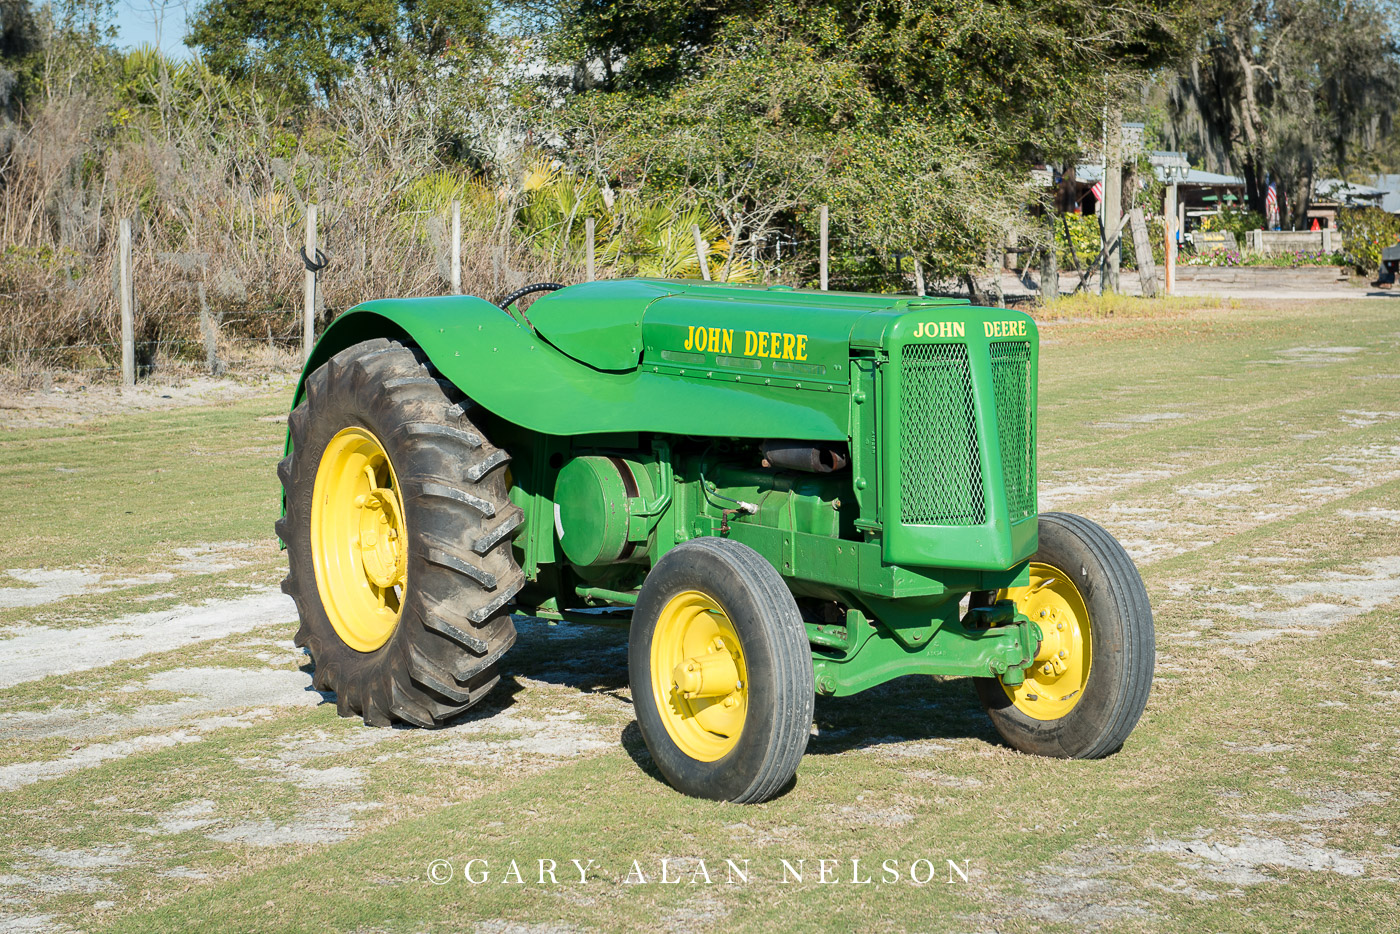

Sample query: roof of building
[1369,175,1400,213]
[1074,163,1243,187]
[1314,178,1387,204]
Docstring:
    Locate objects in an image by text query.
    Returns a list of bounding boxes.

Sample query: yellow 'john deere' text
[911,321,965,339]
[984,320,1028,338]
[684,326,809,361]
[684,326,733,354]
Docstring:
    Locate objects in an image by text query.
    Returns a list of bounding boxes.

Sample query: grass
[1031,291,1241,320]
[1,299,1398,932]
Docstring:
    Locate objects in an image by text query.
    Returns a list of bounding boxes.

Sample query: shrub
[1199,208,1264,239]
[1336,207,1400,273]
[1054,211,1165,272]
[1180,250,1348,268]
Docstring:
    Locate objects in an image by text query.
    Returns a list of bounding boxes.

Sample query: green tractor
[277,278,1153,803]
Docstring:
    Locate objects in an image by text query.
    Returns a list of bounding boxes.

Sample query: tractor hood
[524,278,972,373]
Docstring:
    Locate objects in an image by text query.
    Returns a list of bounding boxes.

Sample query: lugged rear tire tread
[279,338,523,728]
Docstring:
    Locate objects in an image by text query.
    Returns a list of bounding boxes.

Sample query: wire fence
[0,206,1028,387]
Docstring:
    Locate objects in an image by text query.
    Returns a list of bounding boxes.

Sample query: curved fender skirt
[292,298,848,441]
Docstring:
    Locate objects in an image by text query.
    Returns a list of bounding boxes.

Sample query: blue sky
[113,0,193,58]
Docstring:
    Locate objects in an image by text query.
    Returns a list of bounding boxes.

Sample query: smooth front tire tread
[629,538,814,803]
[975,511,1154,759]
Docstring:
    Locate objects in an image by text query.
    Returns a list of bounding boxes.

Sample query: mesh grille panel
[990,341,1036,521]
[899,344,983,525]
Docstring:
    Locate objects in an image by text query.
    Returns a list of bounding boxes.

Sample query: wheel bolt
[1042,663,1053,675]
[1057,622,1065,631]
[1058,650,1067,659]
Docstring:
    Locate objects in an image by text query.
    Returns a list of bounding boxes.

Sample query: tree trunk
[1242,153,1262,215]
[963,273,986,306]
[1286,153,1315,229]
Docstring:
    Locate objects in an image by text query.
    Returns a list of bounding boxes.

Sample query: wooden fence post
[586,217,596,282]
[450,200,462,294]
[819,204,829,290]
[303,204,317,363]
[1128,208,1158,298]
[691,225,712,281]
[119,218,135,387]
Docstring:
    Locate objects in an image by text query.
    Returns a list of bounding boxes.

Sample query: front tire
[629,538,814,803]
[277,338,523,727]
[974,512,1154,758]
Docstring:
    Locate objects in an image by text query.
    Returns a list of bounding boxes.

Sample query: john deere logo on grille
[911,321,966,339]
[984,320,1028,338]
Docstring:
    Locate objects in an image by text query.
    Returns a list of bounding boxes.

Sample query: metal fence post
[303,204,317,362]
[1164,215,1176,296]
[819,204,829,290]
[119,218,135,387]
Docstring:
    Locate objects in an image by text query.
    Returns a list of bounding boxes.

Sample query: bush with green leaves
[1336,207,1400,273]
[1053,211,1165,272]
[1199,208,1265,239]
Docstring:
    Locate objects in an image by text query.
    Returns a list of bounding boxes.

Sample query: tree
[1165,0,1400,227]
[529,0,1195,279]
[0,0,43,116]
[187,0,495,100]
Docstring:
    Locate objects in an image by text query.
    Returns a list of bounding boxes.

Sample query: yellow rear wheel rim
[650,590,748,761]
[310,427,408,653]
[998,561,1092,720]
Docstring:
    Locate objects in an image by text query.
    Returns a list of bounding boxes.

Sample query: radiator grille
[990,341,1036,521]
[899,343,983,525]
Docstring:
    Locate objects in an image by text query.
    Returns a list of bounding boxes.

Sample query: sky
[112,0,193,58]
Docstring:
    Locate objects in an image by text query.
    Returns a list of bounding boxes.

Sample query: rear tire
[277,338,523,727]
[974,512,1154,758]
[629,538,814,803]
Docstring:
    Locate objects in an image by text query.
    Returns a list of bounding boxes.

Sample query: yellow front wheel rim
[310,427,408,653]
[998,562,1092,720]
[651,591,748,761]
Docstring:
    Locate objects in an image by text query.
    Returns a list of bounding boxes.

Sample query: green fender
[291,295,849,440]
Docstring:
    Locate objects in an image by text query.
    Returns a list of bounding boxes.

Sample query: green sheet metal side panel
[641,294,862,388]
[293,296,848,440]
[523,278,680,371]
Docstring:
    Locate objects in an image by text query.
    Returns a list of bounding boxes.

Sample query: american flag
[1265,184,1278,217]
[1091,180,1104,203]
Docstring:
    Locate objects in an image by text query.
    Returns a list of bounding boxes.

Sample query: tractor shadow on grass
[806,676,1003,757]
[296,659,346,706]
[495,615,633,699]
[438,617,1007,773]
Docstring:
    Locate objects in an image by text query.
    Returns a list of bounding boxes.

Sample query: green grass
[1,301,1398,933]
[0,396,288,570]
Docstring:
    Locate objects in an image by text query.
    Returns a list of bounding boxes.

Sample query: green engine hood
[525,278,971,373]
